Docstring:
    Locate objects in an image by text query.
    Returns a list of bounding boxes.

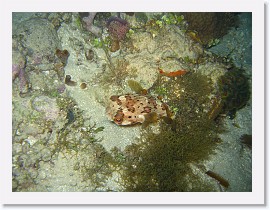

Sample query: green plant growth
[50,97,104,157]
[126,29,135,39]
[121,73,222,191]
[161,13,185,25]
[144,13,186,38]
[74,15,83,30]
[96,58,137,87]
[78,144,117,189]
[135,12,148,24]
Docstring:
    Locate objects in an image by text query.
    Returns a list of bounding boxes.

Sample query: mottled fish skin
[106,93,168,125]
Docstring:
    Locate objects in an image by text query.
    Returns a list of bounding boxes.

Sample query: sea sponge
[107,17,130,41]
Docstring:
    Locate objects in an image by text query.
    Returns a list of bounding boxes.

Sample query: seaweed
[97,58,137,87]
[121,73,222,191]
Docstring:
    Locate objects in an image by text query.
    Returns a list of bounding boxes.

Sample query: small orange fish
[158,68,187,77]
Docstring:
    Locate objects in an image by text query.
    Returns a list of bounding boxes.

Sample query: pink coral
[12,64,21,81]
[107,17,129,41]
[12,59,29,94]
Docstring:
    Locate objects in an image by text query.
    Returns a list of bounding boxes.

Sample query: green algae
[135,13,148,24]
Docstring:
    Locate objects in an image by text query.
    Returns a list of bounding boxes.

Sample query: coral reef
[12,94,107,191]
[31,95,60,121]
[110,39,120,52]
[12,17,65,96]
[11,12,252,192]
[12,63,29,95]
[13,18,61,61]
[80,12,102,37]
[12,40,29,95]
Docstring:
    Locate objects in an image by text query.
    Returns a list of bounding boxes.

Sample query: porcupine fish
[106,94,170,126]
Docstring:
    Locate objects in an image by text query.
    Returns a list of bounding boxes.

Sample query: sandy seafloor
[11,12,252,192]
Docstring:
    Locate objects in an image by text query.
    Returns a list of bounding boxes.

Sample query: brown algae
[121,73,223,191]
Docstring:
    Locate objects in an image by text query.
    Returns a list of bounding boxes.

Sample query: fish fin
[127,80,145,94]
[142,112,158,128]
[161,116,173,124]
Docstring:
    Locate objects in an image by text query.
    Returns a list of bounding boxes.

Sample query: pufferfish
[106,94,170,125]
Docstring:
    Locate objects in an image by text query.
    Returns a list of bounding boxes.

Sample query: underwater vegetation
[143,13,186,38]
[217,67,251,119]
[12,92,108,191]
[97,58,137,87]
[182,12,239,46]
[121,73,222,191]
